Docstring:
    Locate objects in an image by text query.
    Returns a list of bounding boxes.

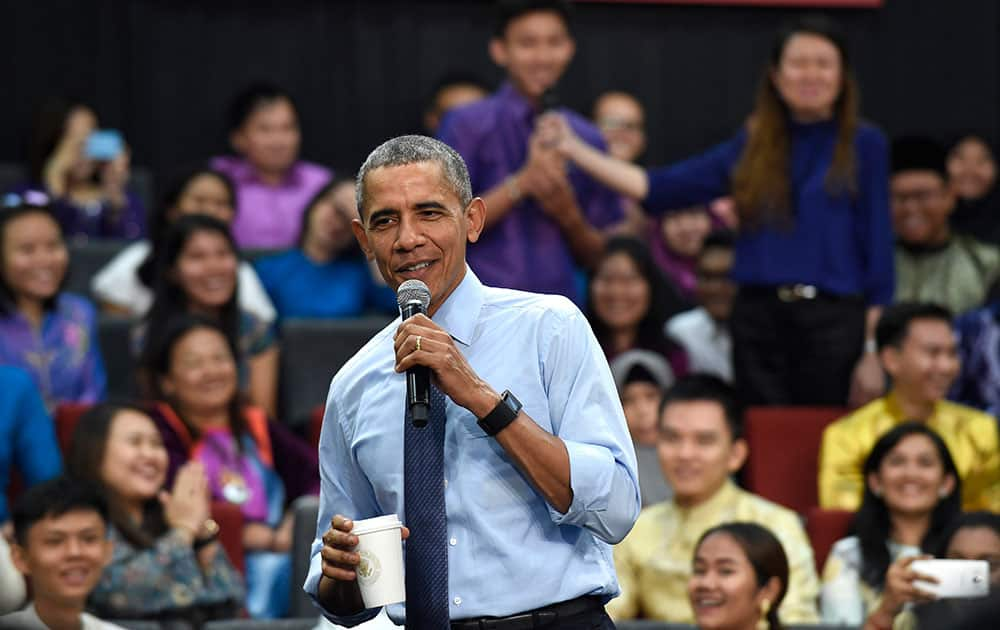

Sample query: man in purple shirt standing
[212,83,332,249]
[437,0,624,303]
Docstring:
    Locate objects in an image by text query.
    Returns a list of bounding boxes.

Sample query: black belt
[450,596,603,630]
[739,284,861,303]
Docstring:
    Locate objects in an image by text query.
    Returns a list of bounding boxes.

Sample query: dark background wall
[3,0,997,181]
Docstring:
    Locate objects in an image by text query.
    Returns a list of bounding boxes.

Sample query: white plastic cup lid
[352,514,403,536]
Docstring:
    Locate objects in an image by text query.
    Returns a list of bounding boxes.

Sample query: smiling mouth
[397,260,435,273]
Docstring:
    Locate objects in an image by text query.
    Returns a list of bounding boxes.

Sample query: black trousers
[731,287,866,406]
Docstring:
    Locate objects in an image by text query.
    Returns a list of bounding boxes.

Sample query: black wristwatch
[477,390,522,436]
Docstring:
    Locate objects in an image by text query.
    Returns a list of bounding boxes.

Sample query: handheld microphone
[540,87,560,113]
[396,280,432,427]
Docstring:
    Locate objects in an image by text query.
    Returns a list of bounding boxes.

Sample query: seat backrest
[743,406,847,513]
[805,507,855,572]
[54,402,93,455]
[129,165,155,213]
[211,500,245,575]
[288,495,321,618]
[278,317,390,427]
[97,315,138,399]
[205,619,318,630]
[0,162,26,196]
[66,240,129,300]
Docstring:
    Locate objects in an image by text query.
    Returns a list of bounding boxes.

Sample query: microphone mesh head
[396,279,431,311]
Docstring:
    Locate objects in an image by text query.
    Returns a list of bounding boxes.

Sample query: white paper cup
[352,514,405,607]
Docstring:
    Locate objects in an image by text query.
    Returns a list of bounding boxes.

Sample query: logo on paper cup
[357,550,382,585]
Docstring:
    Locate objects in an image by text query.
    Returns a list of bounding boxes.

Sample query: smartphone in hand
[85,130,124,161]
[911,559,990,599]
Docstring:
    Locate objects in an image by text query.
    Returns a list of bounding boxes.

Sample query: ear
[351,218,374,261]
[229,129,246,155]
[465,198,487,244]
[159,374,176,397]
[880,346,900,378]
[100,537,114,568]
[866,470,883,497]
[943,187,958,216]
[10,543,30,577]
[488,38,508,68]
[727,437,749,473]
[757,575,782,607]
[940,473,957,499]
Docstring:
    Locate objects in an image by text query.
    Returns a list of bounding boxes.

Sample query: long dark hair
[66,402,168,549]
[854,422,962,589]
[141,314,248,447]
[731,15,859,227]
[696,522,788,630]
[294,176,361,257]
[0,204,67,317]
[586,236,685,357]
[137,166,236,289]
[141,214,241,370]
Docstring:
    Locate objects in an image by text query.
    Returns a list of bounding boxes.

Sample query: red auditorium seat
[806,507,854,571]
[211,500,246,575]
[54,402,92,454]
[743,406,847,514]
[309,404,324,449]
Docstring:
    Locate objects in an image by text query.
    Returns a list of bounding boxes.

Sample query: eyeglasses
[3,190,50,208]
[598,118,644,133]
[891,188,945,206]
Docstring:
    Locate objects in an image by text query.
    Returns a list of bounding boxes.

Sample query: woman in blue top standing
[539,15,892,406]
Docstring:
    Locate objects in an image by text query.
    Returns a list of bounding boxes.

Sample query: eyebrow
[414,201,448,211]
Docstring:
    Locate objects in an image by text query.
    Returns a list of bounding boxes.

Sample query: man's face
[621,381,662,447]
[594,92,646,163]
[352,162,484,315]
[946,526,1000,586]
[489,11,575,102]
[695,246,736,323]
[12,510,112,606]
[657,400,746,507]
[882,319,960,406]
[891,170,955,246]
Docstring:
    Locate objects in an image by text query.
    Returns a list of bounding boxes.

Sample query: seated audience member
[819,302,1000,512]
[891,136,1000,315]
[0,476,123,629]
[67,403,244,624]
[92,166,275,323]
[253,178,396,319]
[0,366,61,529]
[588,236,689,377]
[650,205,714,303]
[820,422,961,626]
[0,202,106,409]
[139,214,278,416]
[437,0,625,304]
[689,522,790,630]
[143,315,319,619]
[610,350,675,507]
[593,90,648,237]
[212,83,332,249]
[0,534,25,615]
[948,134,1000,246]
[422,72,489,135]
[609,375,820,624]
[666,231,736,382]
[896,511,1000,630]
[15,99,145,240]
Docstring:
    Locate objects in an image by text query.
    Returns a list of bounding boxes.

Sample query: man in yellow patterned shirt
[820,302,1000,513]
[608,375,820,624]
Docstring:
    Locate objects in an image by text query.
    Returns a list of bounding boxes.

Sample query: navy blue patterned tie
[404,384,450,628]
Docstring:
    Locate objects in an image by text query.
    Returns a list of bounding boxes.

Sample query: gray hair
[355,135,473,217]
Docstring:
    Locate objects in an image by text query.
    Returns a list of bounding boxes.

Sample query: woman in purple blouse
[0,202,106,410]
[19,100,145,240]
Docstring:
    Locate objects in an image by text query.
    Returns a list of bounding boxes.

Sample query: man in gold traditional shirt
[819,302,1000,512]
[608,375,820,624]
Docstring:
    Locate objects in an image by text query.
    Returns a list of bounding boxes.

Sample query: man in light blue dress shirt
[303,134,640,628]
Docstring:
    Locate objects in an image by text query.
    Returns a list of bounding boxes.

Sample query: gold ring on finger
[415,336,422,352]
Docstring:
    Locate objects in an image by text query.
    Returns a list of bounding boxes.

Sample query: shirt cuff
[303,549,381,627]
[547,440,613,525]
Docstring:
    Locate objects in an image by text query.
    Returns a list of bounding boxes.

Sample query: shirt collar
[883,390,943,422]
[498,81,536,123]
[431,265,482,347]
[225,156,304,187]
[673,478,739,520]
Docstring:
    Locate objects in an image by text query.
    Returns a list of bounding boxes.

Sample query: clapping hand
[159,461,211,543]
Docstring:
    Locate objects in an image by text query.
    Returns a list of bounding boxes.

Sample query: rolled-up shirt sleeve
[540,306,640,543]
[303,393,382,627]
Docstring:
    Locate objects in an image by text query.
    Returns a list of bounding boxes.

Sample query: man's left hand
[394,314,500,418]
[849,351,885,408]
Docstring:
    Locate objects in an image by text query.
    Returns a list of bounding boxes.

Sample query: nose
[65,536,84,557]
[394,213,425,252]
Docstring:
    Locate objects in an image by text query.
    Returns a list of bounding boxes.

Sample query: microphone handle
[401,302,430,427]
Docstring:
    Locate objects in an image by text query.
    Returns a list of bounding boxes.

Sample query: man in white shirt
[666,231,735,382]
[0,477,124,630]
